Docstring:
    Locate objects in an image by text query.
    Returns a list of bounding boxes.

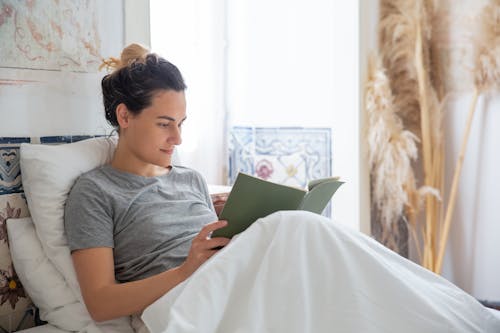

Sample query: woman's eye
[158,123,169,128]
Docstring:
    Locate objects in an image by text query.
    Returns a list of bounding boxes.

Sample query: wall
[124,0,150,47]
[0,1,124,137]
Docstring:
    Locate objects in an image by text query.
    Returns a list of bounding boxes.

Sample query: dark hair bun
[100,44,186,128]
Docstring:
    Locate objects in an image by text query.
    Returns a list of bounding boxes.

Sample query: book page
[307,176,341,191]
[300,180,343,214]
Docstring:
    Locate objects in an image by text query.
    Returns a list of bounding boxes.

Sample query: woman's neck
[111,140,171,177]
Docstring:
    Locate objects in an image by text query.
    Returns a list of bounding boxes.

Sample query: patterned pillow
[0,193,35,332]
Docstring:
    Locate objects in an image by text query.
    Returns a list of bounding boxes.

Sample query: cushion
[20,137,116,296]
[7,217,91,331]
[19,137,134,332]
[0,194,35,331]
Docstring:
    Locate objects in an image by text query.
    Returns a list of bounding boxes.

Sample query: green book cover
[211,173,343,238]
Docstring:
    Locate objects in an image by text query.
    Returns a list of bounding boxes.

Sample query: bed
[3,137,499,332]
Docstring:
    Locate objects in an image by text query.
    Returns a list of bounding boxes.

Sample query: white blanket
[142,211,500,333]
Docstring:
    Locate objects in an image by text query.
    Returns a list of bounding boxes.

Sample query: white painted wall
[124,0,150,48]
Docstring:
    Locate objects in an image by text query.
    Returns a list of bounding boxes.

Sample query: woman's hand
[179,220,231,277]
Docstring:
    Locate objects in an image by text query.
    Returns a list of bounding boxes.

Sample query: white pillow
[19,137,134,333]
[7,217,135,333]
[20,137,116,297]
[7,217,93,331]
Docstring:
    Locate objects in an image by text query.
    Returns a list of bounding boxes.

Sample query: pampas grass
[435,0,500,274]
[379,0,422,137]
[376,0,445,272]
[474,0,500,92]
[366,54,419,229]
[374,0,499,274]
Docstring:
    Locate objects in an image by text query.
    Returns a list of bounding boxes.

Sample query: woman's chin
[159,158,173,168]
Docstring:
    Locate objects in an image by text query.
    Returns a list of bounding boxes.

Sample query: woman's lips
[160,148,174,155]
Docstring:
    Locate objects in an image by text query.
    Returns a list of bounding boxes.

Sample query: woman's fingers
[205,237,231,250]
[205,249,219,259]
[193,225,231,251]
[191,237,229,251]
[197,220,228,240]
[181,221,232,277]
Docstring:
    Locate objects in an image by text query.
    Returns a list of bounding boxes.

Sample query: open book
[211,172,343,238]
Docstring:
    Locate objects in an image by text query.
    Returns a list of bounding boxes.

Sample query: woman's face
[120,89,186,168]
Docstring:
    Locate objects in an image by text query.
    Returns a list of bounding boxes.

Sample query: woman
[64,44,230,323]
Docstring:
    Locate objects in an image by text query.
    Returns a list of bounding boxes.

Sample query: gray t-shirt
[64,164,217,283]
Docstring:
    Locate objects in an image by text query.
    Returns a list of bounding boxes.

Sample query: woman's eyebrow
[157,116,176,121]
[157,116,187,122]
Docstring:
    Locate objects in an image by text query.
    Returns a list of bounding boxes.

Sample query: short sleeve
[195,171,215,213]
[64,176,114,251]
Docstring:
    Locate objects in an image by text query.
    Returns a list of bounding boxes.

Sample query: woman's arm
[72,220,230,322]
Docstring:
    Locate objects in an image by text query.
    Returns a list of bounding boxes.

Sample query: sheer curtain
[150,0,228,184]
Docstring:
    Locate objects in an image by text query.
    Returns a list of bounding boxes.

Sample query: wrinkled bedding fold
[142,211,500,333]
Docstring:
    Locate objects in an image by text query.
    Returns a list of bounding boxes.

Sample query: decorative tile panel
[229,127,332,216]
[229,127,332,184]
[0,138,31,196]
[40,135,96,144]
[228,127,255,180]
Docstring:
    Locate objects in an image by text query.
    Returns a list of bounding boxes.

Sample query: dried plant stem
[438,140,446,241]
[404,175,420,254]
[430,139,443,269]
[435,87,479,274]
[408,217,423,264]
[415,15,436,271]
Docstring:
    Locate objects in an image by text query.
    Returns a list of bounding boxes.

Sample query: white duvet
[141,211,500,333]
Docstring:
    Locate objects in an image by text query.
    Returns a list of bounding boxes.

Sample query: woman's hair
[100,43,186,128]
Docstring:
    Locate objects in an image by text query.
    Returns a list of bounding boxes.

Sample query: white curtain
[150,0,228,184]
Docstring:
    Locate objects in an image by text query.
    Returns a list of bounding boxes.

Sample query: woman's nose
[168,127,182,145]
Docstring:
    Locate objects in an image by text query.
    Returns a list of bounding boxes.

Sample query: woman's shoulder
[171,165,205,180]
[70,165,111,195]
[76,165,109,183]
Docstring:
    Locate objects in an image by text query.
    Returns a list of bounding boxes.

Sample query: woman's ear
[116,103,131,129]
